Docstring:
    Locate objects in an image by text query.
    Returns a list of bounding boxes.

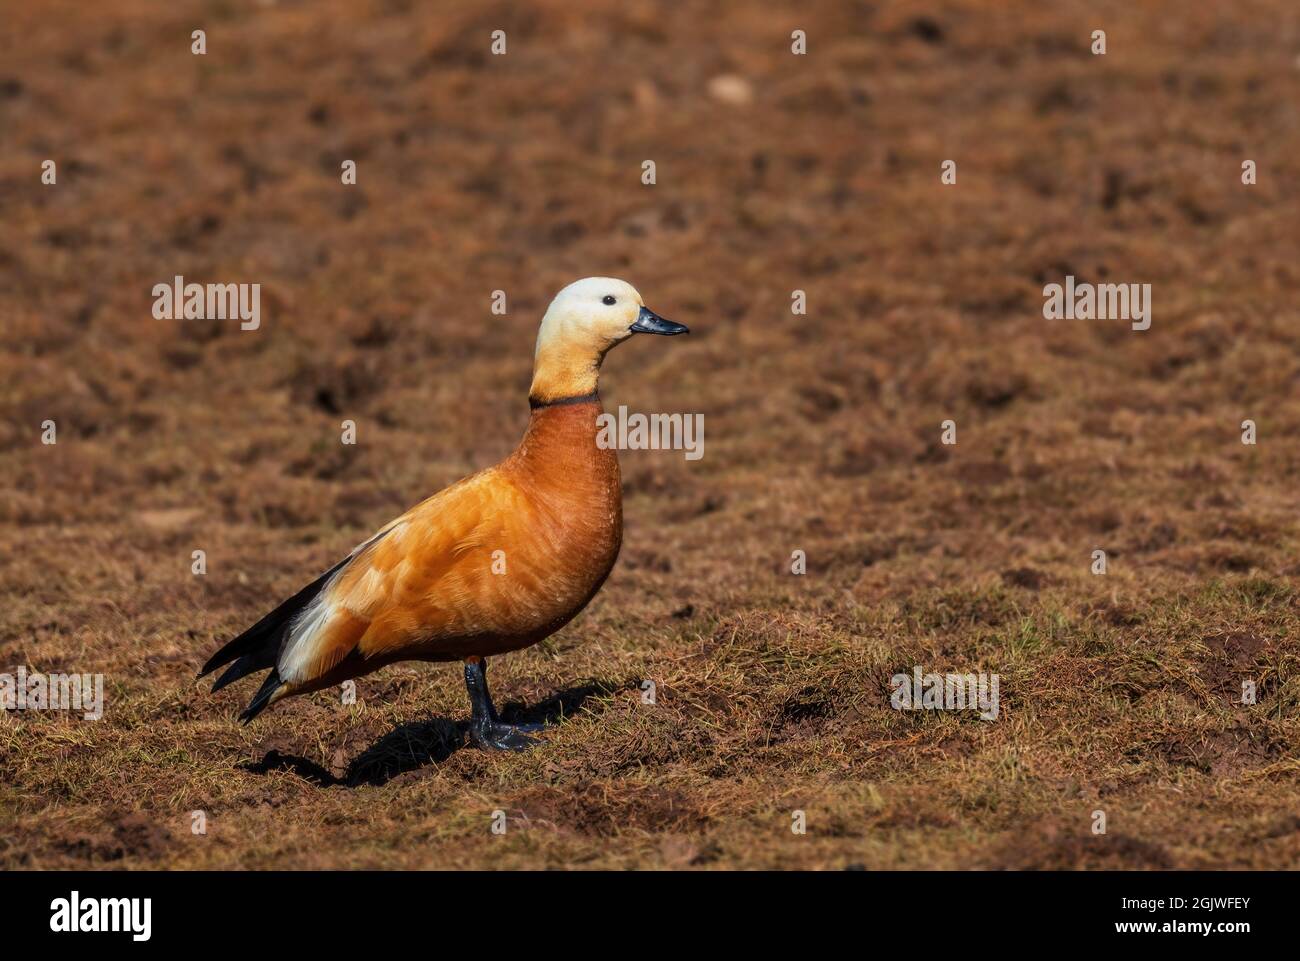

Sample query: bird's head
[530,277,687,405]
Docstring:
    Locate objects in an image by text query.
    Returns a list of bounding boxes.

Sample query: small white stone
[708,74,753,106]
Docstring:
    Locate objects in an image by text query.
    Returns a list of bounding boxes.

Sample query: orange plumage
[282,400,621,691]
[199,277,686,749]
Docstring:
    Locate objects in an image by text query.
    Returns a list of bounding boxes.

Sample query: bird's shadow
[241,679,630,788]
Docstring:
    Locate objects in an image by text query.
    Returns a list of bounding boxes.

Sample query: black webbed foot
[463,657,545,752]
[470,721,540,752]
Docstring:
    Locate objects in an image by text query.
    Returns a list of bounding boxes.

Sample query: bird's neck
[509,397,618,496]
[528,339,606,407]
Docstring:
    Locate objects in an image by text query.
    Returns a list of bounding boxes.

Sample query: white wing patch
[276,522,406,685]
[278,592,337,683]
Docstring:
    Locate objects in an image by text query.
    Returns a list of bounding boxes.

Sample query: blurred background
[2,0,1299,869]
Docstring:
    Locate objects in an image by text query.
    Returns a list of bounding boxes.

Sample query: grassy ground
[2,0,1300,868]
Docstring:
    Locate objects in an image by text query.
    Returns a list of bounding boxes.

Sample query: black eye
[602,295,617,305]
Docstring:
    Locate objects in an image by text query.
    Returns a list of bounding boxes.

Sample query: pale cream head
[529,277,686,404]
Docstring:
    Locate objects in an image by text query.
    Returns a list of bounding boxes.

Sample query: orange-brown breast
[277,400,621,693]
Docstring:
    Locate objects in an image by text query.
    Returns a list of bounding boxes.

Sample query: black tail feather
[211,653,271,694]
[239,670,284,724]
[201,531,395,722]
[198,558,349,681]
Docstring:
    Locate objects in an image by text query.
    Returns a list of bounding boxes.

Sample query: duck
[198,277,687,749]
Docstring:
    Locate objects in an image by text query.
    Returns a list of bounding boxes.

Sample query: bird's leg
[463,656,541,751]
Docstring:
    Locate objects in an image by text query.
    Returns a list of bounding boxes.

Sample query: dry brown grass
[2,0,1300,869]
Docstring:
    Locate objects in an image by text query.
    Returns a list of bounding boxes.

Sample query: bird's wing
[274,467,533,687]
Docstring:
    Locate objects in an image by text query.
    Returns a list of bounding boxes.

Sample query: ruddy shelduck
[199,278,687,749]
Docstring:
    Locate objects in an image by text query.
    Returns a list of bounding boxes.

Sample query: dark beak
[630,305,689,336]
